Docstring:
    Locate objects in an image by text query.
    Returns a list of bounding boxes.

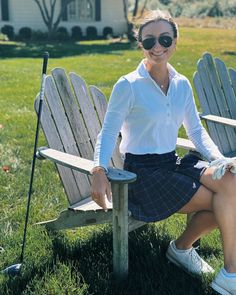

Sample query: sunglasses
[142,35,173,50]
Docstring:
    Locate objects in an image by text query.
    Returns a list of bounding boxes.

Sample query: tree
[132,0,139,17]
[33,0,74,39]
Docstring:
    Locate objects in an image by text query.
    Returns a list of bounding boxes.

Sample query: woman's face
[140,20,177,65]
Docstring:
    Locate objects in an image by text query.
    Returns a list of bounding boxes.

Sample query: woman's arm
[183,82,223,161]
[91,77,134,209]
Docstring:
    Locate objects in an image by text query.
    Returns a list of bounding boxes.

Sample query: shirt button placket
[166,97,171,124]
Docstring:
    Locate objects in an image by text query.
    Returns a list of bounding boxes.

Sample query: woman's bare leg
[176,185,217,249]
[175,167,236,272]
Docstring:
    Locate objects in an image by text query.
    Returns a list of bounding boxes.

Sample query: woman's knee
[200,168,236,195]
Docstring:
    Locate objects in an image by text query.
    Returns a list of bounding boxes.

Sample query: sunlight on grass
[0,26,236,295]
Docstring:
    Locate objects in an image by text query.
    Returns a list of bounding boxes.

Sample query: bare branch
[53,0,74,30]
[42,0,50,21]
[33,0,49,26]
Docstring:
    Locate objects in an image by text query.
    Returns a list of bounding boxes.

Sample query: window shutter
[1,0,9,21]
[61,0,68,21]
[95,0,101,21]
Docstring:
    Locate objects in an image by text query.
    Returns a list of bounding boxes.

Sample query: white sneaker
[166,240,214,276]
[212,268,236,295]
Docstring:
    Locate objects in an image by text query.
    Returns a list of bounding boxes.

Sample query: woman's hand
[91,167,111,211]
[209,157,236,180]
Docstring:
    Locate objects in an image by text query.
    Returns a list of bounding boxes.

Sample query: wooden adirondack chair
[34,67,195,281]
[194,52,236,158]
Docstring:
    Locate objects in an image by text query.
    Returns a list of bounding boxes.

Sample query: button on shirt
[94,60,222,170]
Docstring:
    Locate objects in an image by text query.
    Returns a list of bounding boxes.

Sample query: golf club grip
[42,52,49,75]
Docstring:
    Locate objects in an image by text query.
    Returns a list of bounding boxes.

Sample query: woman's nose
[153,39,161,49]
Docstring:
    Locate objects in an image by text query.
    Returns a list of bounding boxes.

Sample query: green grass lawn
[0,26,236,295]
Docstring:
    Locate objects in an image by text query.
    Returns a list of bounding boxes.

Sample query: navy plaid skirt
[124,151,208,222]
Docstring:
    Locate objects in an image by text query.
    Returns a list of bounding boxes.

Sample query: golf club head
[1,263,22,276]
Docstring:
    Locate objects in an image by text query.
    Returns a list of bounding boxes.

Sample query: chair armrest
[37,147,137,184]
[200,114,236,128]
[176,137,196,151]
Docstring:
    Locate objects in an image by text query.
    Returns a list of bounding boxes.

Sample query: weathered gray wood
[128,218,146,232]
[200,114,236,128]
[204,53,236,152]
[229,68,236,95]
[89,85,124,169]
[69,196,112,211]
[36,209,112,230]
[176,137,196,151]
[52,68,94,161]
[44,76,91,198]
[89,85,107,123]
[112,183,129,281]
[70,73,101,148]
[35,96,81,206]
[38,148,137,183]
[193,72,222,149]
[215,58,236,118]
[195,57,229,152]
[195,53,236,156]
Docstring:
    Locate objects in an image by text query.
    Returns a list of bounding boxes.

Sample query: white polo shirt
[94,60,222,170]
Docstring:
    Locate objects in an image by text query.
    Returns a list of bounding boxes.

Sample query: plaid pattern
[124,151,208,222]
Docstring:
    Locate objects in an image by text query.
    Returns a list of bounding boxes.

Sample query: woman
[91,10,236,295]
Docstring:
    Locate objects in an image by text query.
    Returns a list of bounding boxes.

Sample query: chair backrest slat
[89,85,123,169]
[193,72,222,149]
[41,75,92,204]
[70,73,101,148]
[229,68,236,98]
[35,95,82,205]
[51,68,94,161]
[215,59,236,118]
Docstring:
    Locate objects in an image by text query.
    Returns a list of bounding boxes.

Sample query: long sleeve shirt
[94,60,223,170]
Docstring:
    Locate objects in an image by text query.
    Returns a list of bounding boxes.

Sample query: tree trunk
[133,0,139,17]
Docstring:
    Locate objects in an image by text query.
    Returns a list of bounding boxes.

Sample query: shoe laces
[188,247,203,270]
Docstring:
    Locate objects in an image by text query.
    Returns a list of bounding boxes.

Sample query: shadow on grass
[49,224,218,295]
[0,40,135,58]
[1,224,220,295]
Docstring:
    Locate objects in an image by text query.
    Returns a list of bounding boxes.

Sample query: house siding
[0,0,127,37]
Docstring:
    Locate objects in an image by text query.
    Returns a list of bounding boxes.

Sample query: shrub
[56,26,69,41]
[32,30,48,41]
[103,27,113,39]
[1,25,14,40]
[86,26,97,40]
[19,27,32,41]
[71,26,83,40]
[0,33,8,41]
[207,1,223,17]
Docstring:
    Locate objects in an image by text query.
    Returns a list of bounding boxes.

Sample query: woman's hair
[135,10,179,42]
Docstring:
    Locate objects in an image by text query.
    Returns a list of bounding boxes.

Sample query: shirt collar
[137,59,178,80]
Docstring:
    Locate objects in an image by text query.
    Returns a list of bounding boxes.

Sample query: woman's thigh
[178,185,214,214]
[200,167,236,194]
[179,166,236,214]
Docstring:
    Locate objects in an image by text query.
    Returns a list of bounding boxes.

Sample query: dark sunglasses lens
[159,36,173,48]
[142,38,156,50]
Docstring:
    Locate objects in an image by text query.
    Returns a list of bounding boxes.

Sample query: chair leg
[112,183,129,282]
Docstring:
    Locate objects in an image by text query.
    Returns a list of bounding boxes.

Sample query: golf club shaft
[20,52,49,263]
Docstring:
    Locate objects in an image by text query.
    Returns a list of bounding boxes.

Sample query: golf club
[1,52,49,276]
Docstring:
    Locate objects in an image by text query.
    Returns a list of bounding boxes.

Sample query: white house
[0,0,128,37]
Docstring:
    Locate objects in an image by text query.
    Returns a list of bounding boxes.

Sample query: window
[68,0,96,22]
[0,0,2,21]
[1,0,9,21]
